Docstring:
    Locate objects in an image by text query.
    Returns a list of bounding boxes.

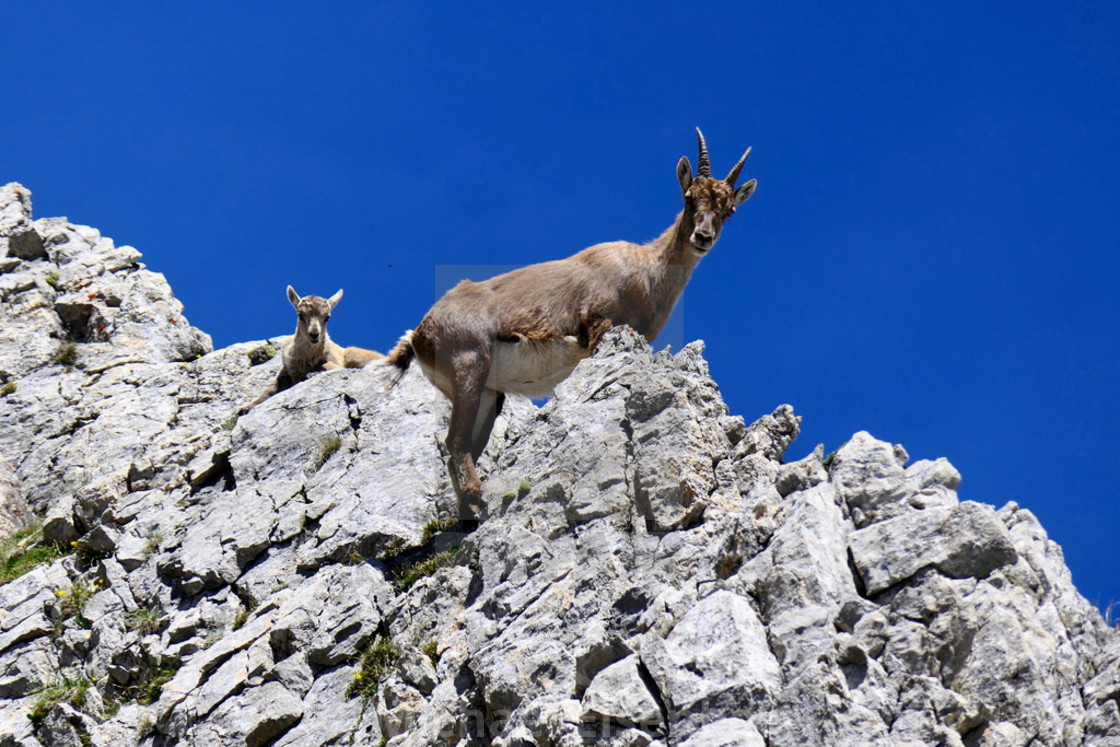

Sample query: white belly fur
[488,336,588,398]
[415,336,590,400]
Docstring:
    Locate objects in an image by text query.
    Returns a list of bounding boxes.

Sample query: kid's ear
[328,289,344,309]
[287,285,301,309]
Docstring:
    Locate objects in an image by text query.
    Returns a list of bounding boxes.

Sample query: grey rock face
[850,501,1018,595]
[0,462,30,540]
[0,182,1117,746]
[581,654,663,731]
[643,590,779,735]
[677,718,765,747]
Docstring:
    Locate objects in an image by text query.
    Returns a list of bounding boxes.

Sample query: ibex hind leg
[471,389,505,462]
[446,452,482,528]
[446,355,490,526]
[446,437,484,527]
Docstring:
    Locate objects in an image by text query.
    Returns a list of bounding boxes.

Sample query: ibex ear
[287,285,301,310]
[734,178,757,207]
[327,289,344,309]
[677,156,693,197]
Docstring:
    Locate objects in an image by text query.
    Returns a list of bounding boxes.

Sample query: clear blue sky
[5,3,1119,612]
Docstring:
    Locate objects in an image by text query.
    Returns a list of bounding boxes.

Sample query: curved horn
[695,128,711,178]
[725,147,752,188]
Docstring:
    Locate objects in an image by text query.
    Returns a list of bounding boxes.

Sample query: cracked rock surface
[1,182,1118,745]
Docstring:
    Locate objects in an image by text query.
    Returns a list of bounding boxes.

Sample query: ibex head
[676,128,757,257]
[287,285,343,345]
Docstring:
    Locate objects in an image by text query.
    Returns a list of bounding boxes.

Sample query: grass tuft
[54,578,105,630]
[347,635,400,701]
[52,341,79,367]
[419,517,457,546]
[142,529,164,559]
[1,524,69,586]
[392,547,462,591]
[314,434,343,470]
[126,606,165,635]
[116,664,179,707]
[102,697,122,719]
[501,479,533,504]
[246,345,277,366]
[28,677,91,727]
[422,639,441,669]
[141,665,178,705]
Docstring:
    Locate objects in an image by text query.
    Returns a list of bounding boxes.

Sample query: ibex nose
[691,211,717,252]
[692,227,715,252]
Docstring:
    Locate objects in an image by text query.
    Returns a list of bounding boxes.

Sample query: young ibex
[379,129,756,521]
[247,286,382,409]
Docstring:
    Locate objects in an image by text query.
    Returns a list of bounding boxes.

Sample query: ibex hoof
[448,455,484,518]
[457,494,485,522]
[455,518,481,533]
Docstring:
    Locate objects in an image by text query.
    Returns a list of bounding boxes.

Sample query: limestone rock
[580,654,663,730]
[642,590,780,739]
[850,501,1018,595]
[677,718,765,747]
[0,188,1116,746]
[0,462,29,540]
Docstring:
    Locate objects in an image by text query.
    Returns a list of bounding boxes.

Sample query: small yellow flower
[353,673,362,680]
[55,589,65,596]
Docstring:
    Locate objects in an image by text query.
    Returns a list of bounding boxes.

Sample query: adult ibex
[246,286,382,409]
[379,129,756,522]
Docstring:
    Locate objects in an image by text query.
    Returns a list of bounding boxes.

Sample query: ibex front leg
[581,310,614,352]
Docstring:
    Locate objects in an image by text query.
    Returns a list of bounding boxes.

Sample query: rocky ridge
[1,182,1118,746]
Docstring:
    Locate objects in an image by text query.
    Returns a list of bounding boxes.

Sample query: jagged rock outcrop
[1,181,1118,746]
